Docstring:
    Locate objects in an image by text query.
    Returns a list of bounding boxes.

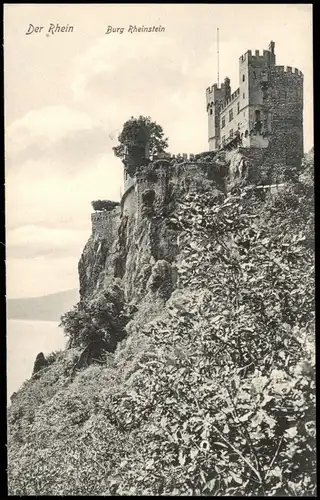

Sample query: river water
[6,319,66,404]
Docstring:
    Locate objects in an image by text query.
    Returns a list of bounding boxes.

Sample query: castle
[91,40,304,237]
[206,41,304,165]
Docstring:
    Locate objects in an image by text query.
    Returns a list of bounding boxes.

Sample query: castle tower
[205,40,304,169]
[265,65,304,169]
[238,40,276,140]
[122,124,150,189]
[206,80,227,151]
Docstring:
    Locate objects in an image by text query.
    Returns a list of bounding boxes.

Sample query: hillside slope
[7,151,315,496]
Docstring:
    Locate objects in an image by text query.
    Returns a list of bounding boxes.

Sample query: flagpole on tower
[217,27,220,87]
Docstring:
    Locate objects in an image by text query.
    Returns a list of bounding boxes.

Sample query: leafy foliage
[91,200,120,212]
[8,157,315,496]
[59,283,129,353]
[113,116,168,174]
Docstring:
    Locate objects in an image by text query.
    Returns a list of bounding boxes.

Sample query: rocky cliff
[7,149,315,496]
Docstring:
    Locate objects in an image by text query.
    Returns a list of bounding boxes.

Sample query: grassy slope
[8,168,315,496]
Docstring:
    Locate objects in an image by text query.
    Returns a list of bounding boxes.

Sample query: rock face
[78,208,121,300]
[32,352,48,376]
[76,150,292,355]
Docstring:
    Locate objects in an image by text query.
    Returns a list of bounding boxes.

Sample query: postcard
[5,4,314,496]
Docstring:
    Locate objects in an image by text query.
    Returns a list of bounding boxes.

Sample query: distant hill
[6,289,79,322]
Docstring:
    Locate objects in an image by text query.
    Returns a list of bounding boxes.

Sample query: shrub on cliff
[91,200,119,212]
[59,283,128,355]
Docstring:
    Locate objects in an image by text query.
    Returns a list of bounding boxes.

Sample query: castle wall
[239,52,250,114]
[124,171,135,192]
[136,167,168,216]
[91,207,121,239]
[122,185,137,217]
[219,92,241,144]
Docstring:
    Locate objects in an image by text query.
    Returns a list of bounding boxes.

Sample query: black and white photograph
[5,3,315,496]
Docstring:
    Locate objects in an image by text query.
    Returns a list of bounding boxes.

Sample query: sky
[4,3,313,298]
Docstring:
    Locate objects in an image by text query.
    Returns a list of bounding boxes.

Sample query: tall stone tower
[123,124,150,191]
[206,79,229,152]
[205,41,304,169]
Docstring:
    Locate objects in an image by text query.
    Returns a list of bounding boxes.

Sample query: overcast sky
[4,3,313,298]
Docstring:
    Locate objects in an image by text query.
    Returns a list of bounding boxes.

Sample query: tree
[112,116,168,166]
[91,200,120,212]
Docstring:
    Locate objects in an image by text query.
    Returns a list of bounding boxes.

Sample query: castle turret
[206,82,227,151]
[265,65,304,169]
[122,124,150,185]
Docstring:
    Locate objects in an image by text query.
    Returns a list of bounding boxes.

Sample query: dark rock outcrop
[32,352,48,376]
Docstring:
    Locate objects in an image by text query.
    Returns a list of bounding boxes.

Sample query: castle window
[253,71,256,79]
[261,70,268,82]
[222,135,225,143]
[229,109,233,122]
[229,129,234,138]
[210,108,213,115]
[245,130,249,138]
[243,93,245,99]
[237,102,240,114]
[255,110,261,121]
[242,74,245,82]
[221,116,226,128]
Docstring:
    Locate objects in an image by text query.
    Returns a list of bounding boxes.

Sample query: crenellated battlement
[152,151,196,161]
[206,83,218,95]
[91,212,110,223]
[220,88,240,111]
[169,153,196,161]
[274,65,303,77]
[206,82,226,105]
[91,207,120,238]
[240,49,272,64]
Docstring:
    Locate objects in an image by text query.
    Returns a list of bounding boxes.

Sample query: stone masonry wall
[266,66,304,169]
[91,207,121,239]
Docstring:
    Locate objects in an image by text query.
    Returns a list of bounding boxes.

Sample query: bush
[59,283,130,356]
[91,200,119,212]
